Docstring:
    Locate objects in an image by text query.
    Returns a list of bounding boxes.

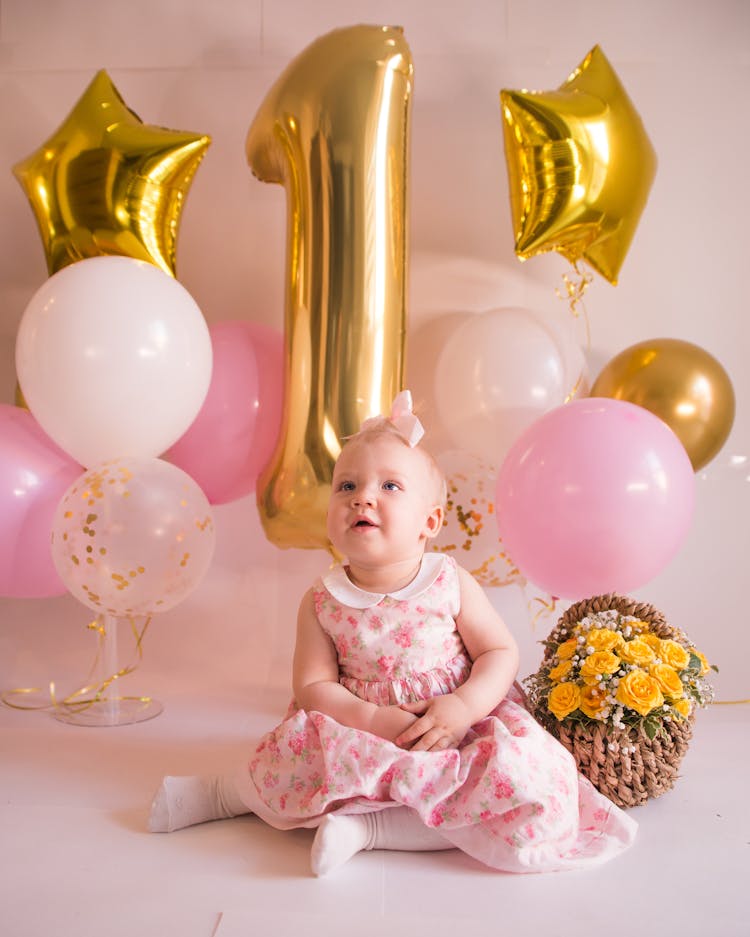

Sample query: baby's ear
[423,504,444,540]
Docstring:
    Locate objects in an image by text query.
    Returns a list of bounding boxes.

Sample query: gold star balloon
[13,70,210,276]
[500,45,657,285]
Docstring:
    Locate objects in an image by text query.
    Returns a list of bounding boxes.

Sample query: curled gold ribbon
[553,261,593,405]
[1,614,153,716]
[525,592,559,632]
[556,261,594,317]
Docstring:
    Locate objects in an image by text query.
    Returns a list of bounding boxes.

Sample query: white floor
[1,676,747,937]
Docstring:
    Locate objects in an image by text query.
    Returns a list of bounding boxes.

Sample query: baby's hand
[369,704,419,744]
[395,694,473,751]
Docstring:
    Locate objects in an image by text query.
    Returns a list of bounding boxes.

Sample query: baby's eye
[382,481,401,491]
[337,480,355,492]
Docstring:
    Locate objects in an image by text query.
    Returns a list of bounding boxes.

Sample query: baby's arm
[293,589,417,743]
[396,565,519,751]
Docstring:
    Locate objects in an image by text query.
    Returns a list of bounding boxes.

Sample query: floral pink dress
[246,554,637,872]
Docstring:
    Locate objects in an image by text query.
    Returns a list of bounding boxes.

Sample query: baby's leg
[311,807,454,876]
[148,775,252,832]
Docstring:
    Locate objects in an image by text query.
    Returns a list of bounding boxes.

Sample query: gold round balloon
[591,338,735,471]
[14,383,27,410]
[13,70,210,276]
[500,45,657,285]
[246,26,413,551]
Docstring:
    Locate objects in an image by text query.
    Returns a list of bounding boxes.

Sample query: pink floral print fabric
[247,555,637,872]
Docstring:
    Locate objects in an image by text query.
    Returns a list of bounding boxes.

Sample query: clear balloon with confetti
[51,457,216,617]
[430,450,525,589]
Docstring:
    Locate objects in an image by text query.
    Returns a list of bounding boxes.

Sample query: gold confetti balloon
[431,450,525,589]
[500,45,657,285]
[50,457,216,617]
[13,69,210,276]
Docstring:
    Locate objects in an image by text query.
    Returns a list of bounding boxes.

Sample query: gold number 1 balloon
[13,70,210,277]
[246,25,413,551]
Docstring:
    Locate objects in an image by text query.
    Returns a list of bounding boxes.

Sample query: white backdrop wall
[1,1,747,706]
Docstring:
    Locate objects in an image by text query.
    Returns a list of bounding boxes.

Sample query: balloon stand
[54,614,163,727]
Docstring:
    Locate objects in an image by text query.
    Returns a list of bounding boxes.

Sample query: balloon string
[555,262,594,326]
[564,368,586,404]
[1,614,153,715]
[556,260,593,353]
[523,589,558,632]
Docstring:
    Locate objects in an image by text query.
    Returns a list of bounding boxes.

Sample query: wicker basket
[529,593,695,809]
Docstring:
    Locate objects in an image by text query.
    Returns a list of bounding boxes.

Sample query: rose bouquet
[524,594,715,807]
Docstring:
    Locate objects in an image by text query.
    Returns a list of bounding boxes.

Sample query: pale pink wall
[1,1,747,703]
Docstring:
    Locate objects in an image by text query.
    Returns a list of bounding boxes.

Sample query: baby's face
[327,433,443,569]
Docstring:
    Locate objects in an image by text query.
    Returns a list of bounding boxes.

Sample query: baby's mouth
[353,517,377,529]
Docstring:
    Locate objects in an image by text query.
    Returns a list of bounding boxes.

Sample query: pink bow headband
[357,390,425,447]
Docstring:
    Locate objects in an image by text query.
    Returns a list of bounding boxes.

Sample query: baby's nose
[352,486,375,506]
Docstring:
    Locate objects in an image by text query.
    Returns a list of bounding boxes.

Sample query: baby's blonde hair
[340,420,447,507]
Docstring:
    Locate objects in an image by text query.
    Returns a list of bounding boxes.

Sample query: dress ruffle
[340,654,472,705]
[248,689,637,873]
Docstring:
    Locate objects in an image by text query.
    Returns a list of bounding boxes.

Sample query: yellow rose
[693,649,711,675]
[549,660,573,682]
[616,670,665,716]
[673,698,692,717]
[649,663,684,699]
[629,619,650,633]
[619,637,657,666]
[548,683,581,720]
[585,628,624,652]
[579,685,608,719]
[580,650,620,683]
[660,639,690,670]
[640,632,662,652]
[556,638,578,660]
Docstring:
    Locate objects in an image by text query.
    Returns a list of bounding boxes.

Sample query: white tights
[148,775,249,833]
[309,808,454,875]
[148,774,453,875]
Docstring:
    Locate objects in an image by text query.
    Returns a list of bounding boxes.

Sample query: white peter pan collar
[322,552,449,609]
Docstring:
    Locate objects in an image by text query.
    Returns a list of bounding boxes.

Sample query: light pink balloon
[164,321,283,504]
[434,307,586,465]
[495,398,695,598]
[0,404,83,597]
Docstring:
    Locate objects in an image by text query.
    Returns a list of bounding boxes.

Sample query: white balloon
[16,256,212,468]
[434,307,585,464]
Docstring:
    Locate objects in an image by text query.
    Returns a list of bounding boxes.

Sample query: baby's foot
[310,814,373,876]
[148,775,249,832]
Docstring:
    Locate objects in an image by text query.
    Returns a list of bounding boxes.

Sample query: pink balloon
[495,398,695,598]
[164,321,283,504]
[0,404,83,597]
